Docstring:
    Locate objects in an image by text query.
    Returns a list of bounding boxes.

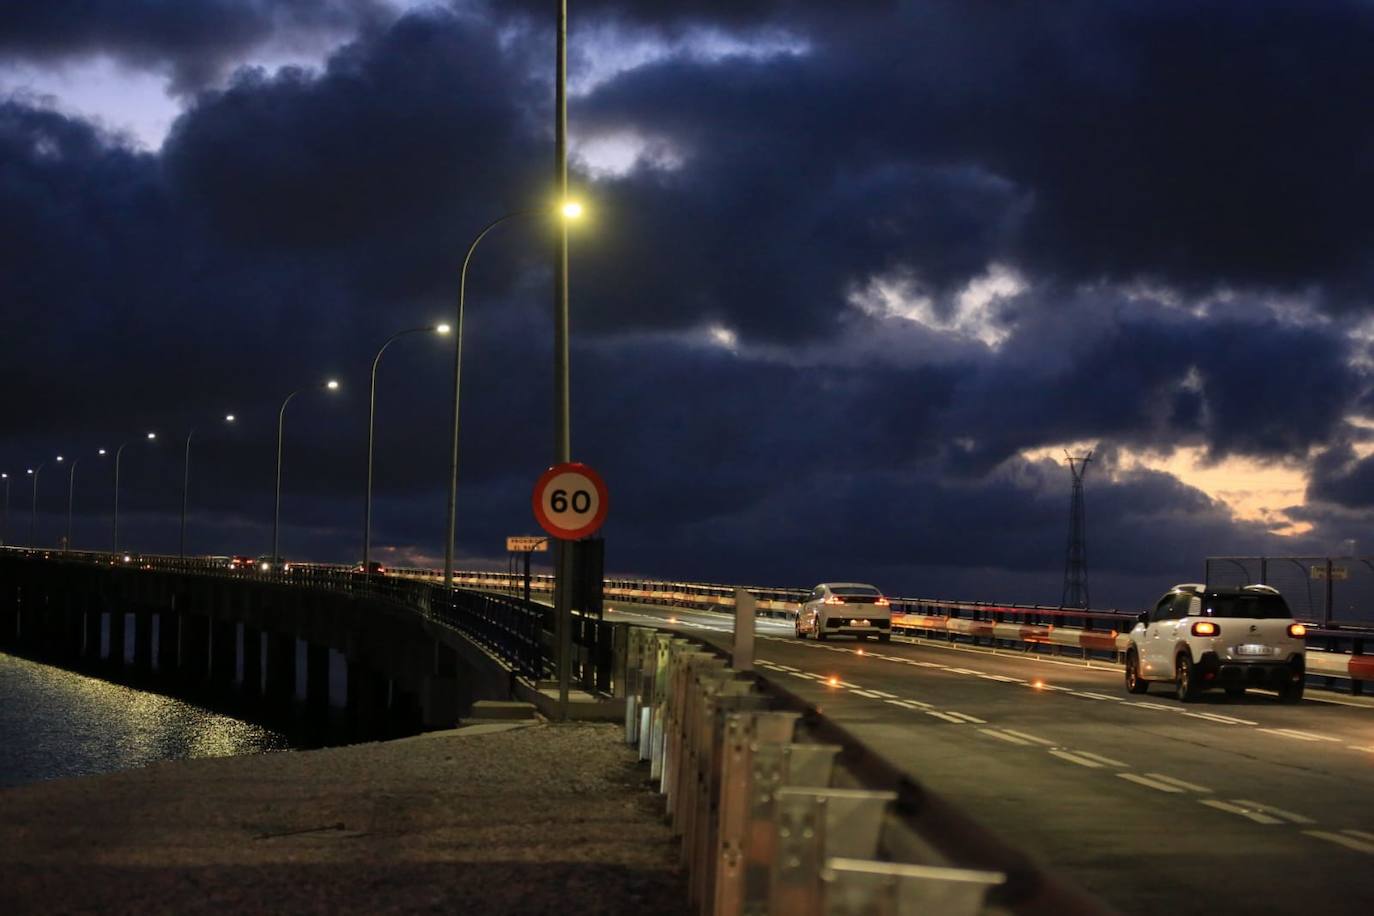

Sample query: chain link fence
[1206,556,1374,627]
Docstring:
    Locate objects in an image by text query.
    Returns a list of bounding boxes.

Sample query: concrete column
[210,619,237,690]
[306,642,330,711]
[0,584,17,649]
[264,632,296,709]
[81,602,101,662]
[133,609,155,674]
[179,613,211,684]
[156,611,180,675]
[108,608,127,667]
[347,665,390,740]
[242,627,263,699]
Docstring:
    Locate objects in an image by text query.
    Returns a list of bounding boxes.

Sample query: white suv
[795,582,892,642]
[1124,583,1307,702]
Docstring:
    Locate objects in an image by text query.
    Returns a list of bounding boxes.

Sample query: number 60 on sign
[532,462,609,540]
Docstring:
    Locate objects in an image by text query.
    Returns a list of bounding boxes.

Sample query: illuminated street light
[443,201,586,585]
[113,434,158,552]
[364,324,449,579]
[181,413,237,560]
[273,379,341,565]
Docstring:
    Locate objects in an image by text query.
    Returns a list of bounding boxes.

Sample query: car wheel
[1278,677,1305,704]
[1176,654,1200,702]
[1224,685,1245,698]
[816,625,827,641]
[1125,651,1148,694]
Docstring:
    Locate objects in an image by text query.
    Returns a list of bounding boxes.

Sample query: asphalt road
[605,601,1374,916]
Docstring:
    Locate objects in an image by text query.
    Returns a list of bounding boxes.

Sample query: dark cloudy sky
[3,0,1373,610]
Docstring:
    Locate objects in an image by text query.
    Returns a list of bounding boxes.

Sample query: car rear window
[1199,594,1291,619]
[832,586,881,598]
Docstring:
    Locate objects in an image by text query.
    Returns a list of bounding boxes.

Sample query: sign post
[532,462,609,719]
[506,536,548,602]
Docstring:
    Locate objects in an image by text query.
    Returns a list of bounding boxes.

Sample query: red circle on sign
[532,462,609,540]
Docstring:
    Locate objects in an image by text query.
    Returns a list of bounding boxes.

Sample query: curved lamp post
[28,459,56,545]
[442,202,583,585]
[65,451,105,552]
[273,380,340,565]
[181,414,236,559]
[113,433,157,552]
[365,325,449,578]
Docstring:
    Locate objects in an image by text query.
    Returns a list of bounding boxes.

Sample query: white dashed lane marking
[1143,773,1212,793]
[1118,773,1186,793]
[1000,729,1055,746]
[1184,712,1259,726]
[1305,831,1374,855]
[1200,800,1285,825]
[980,729,1034,746]
[1230,800,1314,825]
[884,698,934,711]
[926,710,987,724]
[1049,750,1108,769]
[849,689,882,699]
[1259,728,1341,743]
[1070,692,1119,701]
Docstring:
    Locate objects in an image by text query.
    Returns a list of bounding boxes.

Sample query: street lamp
[181,414,237,560]
[365,325,448,579]
[65,451,104,552]
[28,459,57,545]
[442,200,584,585]
[273,380,340,565]
[113,433,157,552]
[1,472,9,547]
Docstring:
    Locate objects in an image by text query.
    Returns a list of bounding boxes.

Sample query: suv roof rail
[1172,583,1206,594]
[1241,584,1281,595]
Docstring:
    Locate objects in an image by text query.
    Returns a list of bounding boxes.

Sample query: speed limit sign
[532,462,609,540]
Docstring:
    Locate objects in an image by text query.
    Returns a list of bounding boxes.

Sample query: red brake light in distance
[1288,623,1307,638]
[1191,620,1219,637]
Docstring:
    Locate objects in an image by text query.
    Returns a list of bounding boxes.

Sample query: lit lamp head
[146,432,157,441]
[325,379,340,391]
[435,323,452,335]
[225,414,236,423]
[560,200,585,220]
[26,469,34,475]
[97,449,107,456]
[55,455,64,463]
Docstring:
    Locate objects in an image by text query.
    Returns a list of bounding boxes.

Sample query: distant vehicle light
[1191,620,1219,637]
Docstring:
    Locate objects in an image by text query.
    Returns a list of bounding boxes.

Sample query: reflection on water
[0,653,291,788]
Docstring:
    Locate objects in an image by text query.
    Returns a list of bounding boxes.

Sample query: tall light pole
[113,433,157,552]
[28,460,52,545]
[181,414,236,560]
[553,0,573,718]
[65,451,99,552]
[367,325,448,578]
[273,379,340,565]
[1,472,9,547]
[441,204,583,587]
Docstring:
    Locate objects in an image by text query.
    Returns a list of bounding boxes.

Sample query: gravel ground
[0,722,688,915]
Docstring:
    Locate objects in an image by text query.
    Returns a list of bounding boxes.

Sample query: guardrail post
[822,858,1004,915]
[771,787,896,916]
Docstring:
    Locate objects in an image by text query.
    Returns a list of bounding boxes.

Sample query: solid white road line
[1049,750,1106,768]
[1200,799,1284,825]
[1230,800,1314,825]
[1118,773,1185,793]
[980,729,1033,746]
[1144,773,1212,793]
[1304,830,1374,855]
[999,729,1055,746]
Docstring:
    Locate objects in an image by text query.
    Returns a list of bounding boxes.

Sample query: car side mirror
[1136,611,1149,626]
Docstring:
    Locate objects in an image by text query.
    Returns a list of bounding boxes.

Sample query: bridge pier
[210,619,237,690]
[264,632,296,709]
[81,601,101,661]
[242,627,263,699]
[347,666,389,739]
[157,611,180,674]
[133,609,155,675]
[108,609,127,668]
[306,642,330,711]
[180,614,211,685]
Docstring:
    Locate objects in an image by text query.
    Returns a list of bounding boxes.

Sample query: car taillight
[874,597,890,607]
[1288,623,1307,638]
[1191,620,1219,637]
[824,595,843,604]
